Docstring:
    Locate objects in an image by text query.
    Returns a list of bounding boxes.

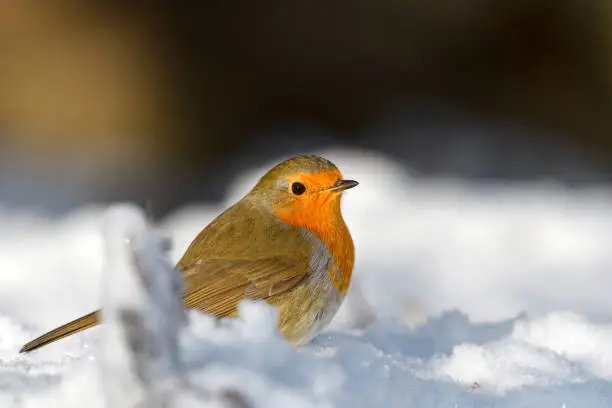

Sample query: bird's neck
[275,199,355,297]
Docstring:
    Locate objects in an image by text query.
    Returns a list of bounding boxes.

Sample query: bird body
[20,155,357,352]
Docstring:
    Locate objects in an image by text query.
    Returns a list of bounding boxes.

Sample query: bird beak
[327,179,359,192]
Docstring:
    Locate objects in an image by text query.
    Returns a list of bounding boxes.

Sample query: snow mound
[1,148,612,407]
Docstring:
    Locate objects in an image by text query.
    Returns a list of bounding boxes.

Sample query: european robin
[20,155,358,352]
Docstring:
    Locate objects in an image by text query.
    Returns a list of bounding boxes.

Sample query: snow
[97,205,190,408]
[1,147,612,407]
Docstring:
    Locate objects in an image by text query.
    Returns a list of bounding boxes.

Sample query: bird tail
[19,310,100,353]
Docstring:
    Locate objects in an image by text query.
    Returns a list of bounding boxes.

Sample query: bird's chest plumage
[268,229,346,345]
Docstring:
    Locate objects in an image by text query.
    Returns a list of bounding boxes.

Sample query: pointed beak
[327,179,359,192]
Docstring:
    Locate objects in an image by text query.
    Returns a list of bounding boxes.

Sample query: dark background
[1,1,610,216]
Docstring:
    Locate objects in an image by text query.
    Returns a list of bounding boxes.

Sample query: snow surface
[1,147,612,407]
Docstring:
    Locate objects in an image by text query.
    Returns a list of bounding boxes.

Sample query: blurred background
[0,1,611,216]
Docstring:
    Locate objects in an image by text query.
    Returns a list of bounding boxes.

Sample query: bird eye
[291,182,306,195]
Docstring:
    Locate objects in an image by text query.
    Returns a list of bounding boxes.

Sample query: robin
[20,155,358,353]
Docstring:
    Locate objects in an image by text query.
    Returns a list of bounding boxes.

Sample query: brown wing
[177,197,313,317]
[182,255,310,317]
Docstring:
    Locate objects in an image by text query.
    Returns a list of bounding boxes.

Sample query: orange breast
[273,182,355,297]
[321,221,354,297]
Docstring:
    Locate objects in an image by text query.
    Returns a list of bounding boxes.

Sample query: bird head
[251,155,358,232]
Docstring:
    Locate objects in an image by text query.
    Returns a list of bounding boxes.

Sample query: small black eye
[291,182,306,195]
